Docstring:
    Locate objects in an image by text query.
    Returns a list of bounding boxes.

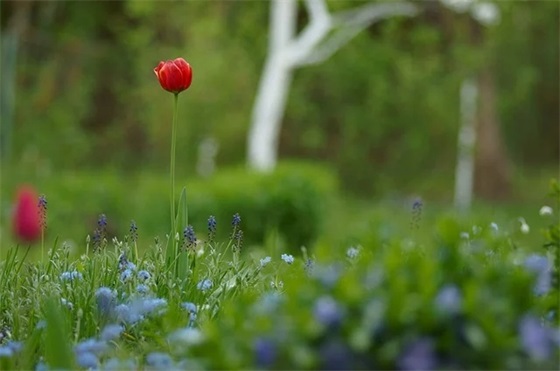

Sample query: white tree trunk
[454,77,478,212]
[247,0,417,172]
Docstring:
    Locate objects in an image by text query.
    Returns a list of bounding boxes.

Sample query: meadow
[1,2,558,369]
[0,163,558,370]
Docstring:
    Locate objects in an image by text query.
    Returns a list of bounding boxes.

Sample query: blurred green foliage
[185,161,337,251]
[0,162,337,253]
[1,0,558,196]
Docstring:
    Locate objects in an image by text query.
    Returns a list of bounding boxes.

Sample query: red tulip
[154,57,193,94]
[12,185,41,244]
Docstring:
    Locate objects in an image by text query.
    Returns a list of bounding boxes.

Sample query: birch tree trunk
[247,0,417,172]
[454,78,478,212]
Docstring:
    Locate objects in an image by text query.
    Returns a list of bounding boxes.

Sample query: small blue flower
[524,254,552,296]
[254,338,276,368]
[100,324,123,342]
[181,302,197,313]
[311,263,342,288]
[136,284,149,295]
[346,246,359,259]
[167,327,204,345]
[435,284,462,315]
[75,338,108,355]
[197,279,213,292]
[0,346,13,358]
[139,298,168,314]
[313,296,344,328]
[76,351,98,369]
[137,270,151,281]
[103,357,137,371]
[35,360,48,371]
[146,352,174,369]
[60,270,83,281]
[281,254,294,264]
[260,256,272,267]
[253,292,284,315]
[120,269,133,282]
[319,340,353,370]
[397,338,437,371]
[95,287,116,317]
[114,304,142,324]
[519,314,554,361]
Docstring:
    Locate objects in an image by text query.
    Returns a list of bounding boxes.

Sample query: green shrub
[183,161,338,252]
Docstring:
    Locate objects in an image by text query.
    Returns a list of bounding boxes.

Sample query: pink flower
[12,185,41,244]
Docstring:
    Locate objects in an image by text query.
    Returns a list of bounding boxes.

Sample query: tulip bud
[12,185,41,244]
[154,57,193,94]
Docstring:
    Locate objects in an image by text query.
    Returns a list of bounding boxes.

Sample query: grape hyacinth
[183,225,196,250]
[92,214,107,251]
[38,195,47,229]
[207,215,217,242]
[231,213,241,239]
[129,220,138,243]
[234,229,244,253]
[410,197,423,229]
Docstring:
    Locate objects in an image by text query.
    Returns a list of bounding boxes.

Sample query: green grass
[0,179,558,369]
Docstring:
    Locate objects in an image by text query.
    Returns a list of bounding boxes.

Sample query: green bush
[183,162,338,252]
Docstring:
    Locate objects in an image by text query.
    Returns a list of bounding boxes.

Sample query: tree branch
[286,0,332,65]
[332,1,417,28]
[296,1,418,67]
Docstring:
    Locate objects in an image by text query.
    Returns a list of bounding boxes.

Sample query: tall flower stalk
[170,93,179,253]
[154,57,193,267]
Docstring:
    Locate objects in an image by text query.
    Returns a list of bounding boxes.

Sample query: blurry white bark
[448,0,501,210]
[247,0,418,172]
[196,137,219,178]
[454,78,478,212]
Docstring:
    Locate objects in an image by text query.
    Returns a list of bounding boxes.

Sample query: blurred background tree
[1,0,558,200]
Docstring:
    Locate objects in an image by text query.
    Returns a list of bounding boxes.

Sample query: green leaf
[43,297,74,369]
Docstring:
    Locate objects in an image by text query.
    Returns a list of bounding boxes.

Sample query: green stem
[41,228,44,262]
[170,93,179,261]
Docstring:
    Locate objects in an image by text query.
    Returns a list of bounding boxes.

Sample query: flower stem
[170,93,179,261]
[41,228,44,262]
